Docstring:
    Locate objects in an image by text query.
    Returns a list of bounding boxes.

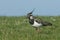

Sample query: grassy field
[0,16,60,40]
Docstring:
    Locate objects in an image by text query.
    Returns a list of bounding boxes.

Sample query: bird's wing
[41,21,52,26]
[34,18,52,26]
[34,18,42,23]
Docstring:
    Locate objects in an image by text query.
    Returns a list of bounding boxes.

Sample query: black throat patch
[29,19,34,25]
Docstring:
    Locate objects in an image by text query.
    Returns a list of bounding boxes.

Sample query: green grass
[0,16,60,40]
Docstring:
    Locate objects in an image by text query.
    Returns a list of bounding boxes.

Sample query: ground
[0,16,60,40]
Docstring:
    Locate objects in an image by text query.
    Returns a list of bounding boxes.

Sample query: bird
[27,10,52,32]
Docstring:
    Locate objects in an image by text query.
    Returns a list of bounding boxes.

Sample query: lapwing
[27,10,52,32]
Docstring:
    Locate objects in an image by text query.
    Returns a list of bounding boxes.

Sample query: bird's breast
[32,21,42,27]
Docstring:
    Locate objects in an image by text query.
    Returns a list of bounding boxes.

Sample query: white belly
[32,21,42,27]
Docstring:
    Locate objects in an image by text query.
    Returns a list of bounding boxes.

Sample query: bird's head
[27,9,35,19]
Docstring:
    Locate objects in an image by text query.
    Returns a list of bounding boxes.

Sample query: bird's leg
[36,27,41,32]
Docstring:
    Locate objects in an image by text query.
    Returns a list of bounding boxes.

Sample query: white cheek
[30,16,33,19]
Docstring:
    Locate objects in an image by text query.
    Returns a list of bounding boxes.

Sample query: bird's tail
[47,23,52,26]
[42,22,52,26]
